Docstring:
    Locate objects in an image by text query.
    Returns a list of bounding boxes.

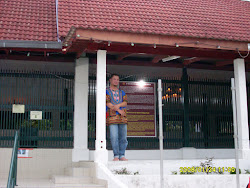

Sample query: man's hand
[113,104,120,111]
[118,109,126,117]
[107,103,114,110]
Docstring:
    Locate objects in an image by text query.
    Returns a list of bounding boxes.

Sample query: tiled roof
[58,0,250,42]
[0,0,57,41]
[1,0,249,42]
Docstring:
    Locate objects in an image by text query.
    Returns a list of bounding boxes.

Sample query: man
[106,74,128,161]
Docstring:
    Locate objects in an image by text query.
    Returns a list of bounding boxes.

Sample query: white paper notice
[18,149,29,158]
[30,111,43,120]
[12,104,25,113]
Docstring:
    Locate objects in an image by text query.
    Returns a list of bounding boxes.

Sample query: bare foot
[119,157,128,161]
[113,157,119,161]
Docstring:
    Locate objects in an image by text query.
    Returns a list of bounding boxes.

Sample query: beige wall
[0,148,73,179]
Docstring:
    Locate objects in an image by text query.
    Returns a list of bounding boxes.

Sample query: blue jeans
[109,124,128,159]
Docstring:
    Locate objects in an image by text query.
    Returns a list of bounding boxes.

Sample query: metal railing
[88,74,250,149]
[7,131,19,188]
[0,71,74,148]
[0,70,249,149]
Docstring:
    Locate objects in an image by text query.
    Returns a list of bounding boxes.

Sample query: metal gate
[0,71,74,148]
[88,74,241,149]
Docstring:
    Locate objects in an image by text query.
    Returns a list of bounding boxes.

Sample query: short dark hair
[110,73,119,79]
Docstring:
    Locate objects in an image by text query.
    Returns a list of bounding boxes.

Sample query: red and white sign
[120,81,156,137]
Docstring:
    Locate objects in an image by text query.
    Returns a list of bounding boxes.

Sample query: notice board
[120,81,156,137]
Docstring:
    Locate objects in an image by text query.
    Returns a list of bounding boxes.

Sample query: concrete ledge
[90,149,241,160]
[116,175,250,188]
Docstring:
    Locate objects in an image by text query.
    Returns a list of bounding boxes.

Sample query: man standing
[106,74,128,161]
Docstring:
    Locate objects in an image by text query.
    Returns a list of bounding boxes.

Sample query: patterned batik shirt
[106,88,128,126]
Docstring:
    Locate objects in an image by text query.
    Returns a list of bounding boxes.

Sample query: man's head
[109,74,120,87]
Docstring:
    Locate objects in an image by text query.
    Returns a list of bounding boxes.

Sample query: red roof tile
[1,0,249,42]
[0,0,57,41]
[58,0,250,42]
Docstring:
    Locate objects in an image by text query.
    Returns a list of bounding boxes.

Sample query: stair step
[52,175,93,184]
[54,183,106,188]
[12,185,105,188]
[77,161,96,168]
[65,167,92,177]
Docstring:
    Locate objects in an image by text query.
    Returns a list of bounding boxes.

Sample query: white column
[72,57,89,162]
[94,50,108,164]
[233,58,249,158]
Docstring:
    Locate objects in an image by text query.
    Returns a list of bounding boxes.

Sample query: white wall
[0,149,72,179]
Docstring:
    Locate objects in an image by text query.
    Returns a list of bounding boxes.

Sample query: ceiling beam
[89,58,240,71]
[216,60,233,67]
[0,54,75,62]
[116,53,132,61]
[151,55,167,63]
[71,28,248,52]
[83,42,248,60]
[183,57,202,66]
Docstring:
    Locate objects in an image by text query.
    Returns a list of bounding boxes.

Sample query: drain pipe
[231,78,240,188]
[158,79,164,188]
[55,0,60,42]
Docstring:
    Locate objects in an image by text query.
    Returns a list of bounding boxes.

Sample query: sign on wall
[18,148,32,158]
[12,104,25,113]
[120,81,156,137]
[30,111,43,120]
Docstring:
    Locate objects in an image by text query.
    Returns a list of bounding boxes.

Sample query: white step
[65,167,92,177]
[13,185,105,188]
[77,161,96,168]
[52,175,93,184]
[54,183,106,188]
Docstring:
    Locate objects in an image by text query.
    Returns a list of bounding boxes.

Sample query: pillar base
[238,149,250,159]
[72,148,89,162]
[181,147,197,159]
[94,149,108,165]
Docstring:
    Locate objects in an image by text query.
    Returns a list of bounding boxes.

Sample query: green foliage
[133,171,140,175]
[245,169,250,174]
[60,119,73,130]
[171,171,177,175]
[88,121,96,132]
[113,168,131,175]
[113,168,140,175]
[21,120,52,130]
[165,121,182,131]
[200,157,214,174]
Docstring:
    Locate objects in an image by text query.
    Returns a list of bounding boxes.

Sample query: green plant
[230,168,241,174]
[133,171,140,175]
[171,171,177,175]
[60,119,73,130]
[113,168,131,175]
[21,119,52,130]
[200,157,214,174]
[245,169,250,174]
[113,168,140,175]
[88,121,96,132]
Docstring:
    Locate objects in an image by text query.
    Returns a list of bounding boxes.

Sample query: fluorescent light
[162,56,180,62]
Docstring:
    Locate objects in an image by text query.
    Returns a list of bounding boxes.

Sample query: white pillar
[94,50,108,164]
[233,58,249,158]
[72,57,89,162]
